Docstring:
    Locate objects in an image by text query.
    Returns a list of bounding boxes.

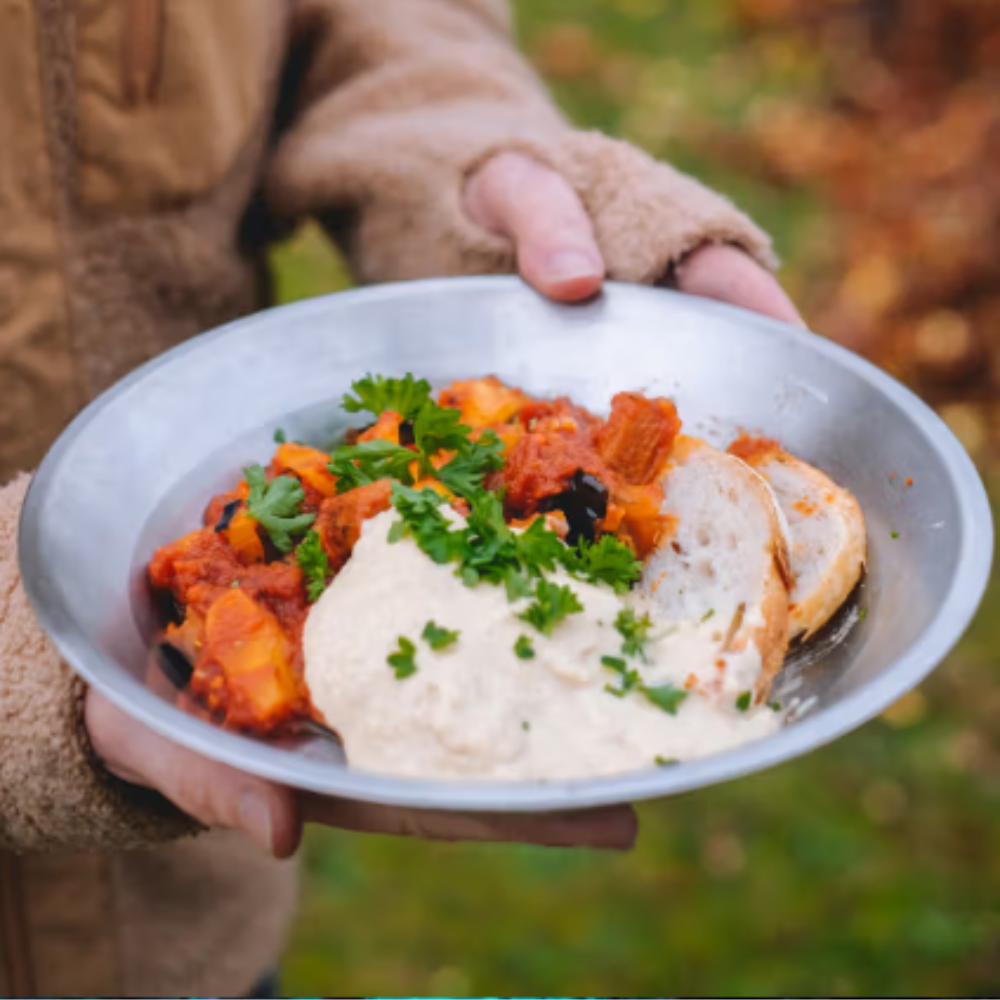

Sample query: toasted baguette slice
[732,444,866,640]
[639,437,791,700]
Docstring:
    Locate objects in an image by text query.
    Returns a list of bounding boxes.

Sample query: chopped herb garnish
[602,655,642,698]
[701,608,716,623]
[342,373,432,421]
[890,530,900,539]
[615,607,654,661]
[522,721,531,732]
[655,756,679,767]
[274,428,287,444]
[230,580,240,588]
[413,402,473,471]
[435,430,505,495]
[387,636,418,679]
[422,620,459,651]
[519,580,584,636]
[244,464,315,553]
[514,635,536,660]
[644,683,689,715]
[296,530,331,602]
[329,439,416,493]
[768,701,783,712]
[574,534,642,594]
[735,691,752,712]
[858,607,869,622]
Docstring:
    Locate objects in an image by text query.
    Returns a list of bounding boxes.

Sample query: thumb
[85,688,302,858]
[465,152,605,302]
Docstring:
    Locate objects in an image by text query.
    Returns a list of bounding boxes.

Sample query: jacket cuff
[1,474,200,853]
[267,114,774,287]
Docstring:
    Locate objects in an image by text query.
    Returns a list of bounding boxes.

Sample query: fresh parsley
[701,608,716,623]
[387,636,418,679]
[644,683,688,715]
[435,430,505,495]
[602,655,642,698]
[411,402,474,474]
[343,374,432,421]
[328,440,416,493]
[574,535,642,594]
[514,635,536,660]
[422,620,459,651]
[244,464,315,553]
[296,530,331,602]
[389,484,466,565]
[615,608,654,661]
[274,428,287,444]
[655,755,679,767]
[735,691,752,712]
[519,580,584,636]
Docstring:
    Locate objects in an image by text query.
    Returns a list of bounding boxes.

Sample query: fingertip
[520,247,605,303]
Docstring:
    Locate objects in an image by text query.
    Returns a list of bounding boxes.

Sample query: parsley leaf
[615,607,654,662]
[387,636,418,679]
[274,428,287,444]
[575,535,642,593]
[602,654,643,698]
[390,484,465,565]
[655,756,679,767]
[413,402,473,470]
[244,464,315,553]
[343,374,432,421]
[514,635,535,660]
[422,621,459,651]
[644,684,688,715]
[436,430,505,496]
[735,691,752,712]
[329,440,416,493]
[519,580,583,636]
[296,530,331,603]
[516,517,572,576]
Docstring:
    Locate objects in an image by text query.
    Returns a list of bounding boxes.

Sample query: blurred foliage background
[271,1,1000,995]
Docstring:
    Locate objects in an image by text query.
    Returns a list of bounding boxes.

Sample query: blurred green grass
[270,2,1000,996]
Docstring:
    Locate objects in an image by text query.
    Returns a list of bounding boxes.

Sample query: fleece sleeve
[265,0,775,286]
[0,475,198,852]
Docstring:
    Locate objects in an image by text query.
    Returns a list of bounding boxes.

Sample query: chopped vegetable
[329,440,416,493]
[514,635,535,660]
[736,691,752,712]
[615,607,654,662]
[343,374,432,421]
[575,534,642,593]
[296,531,331,603]
[602,655,642,698]
[244,465,315,553]
[387,636,418,679]
[655,756,679,767]
[519,580,584,636]
[643,683,688,715]
[274,428,287,444]
[422,620,459,651]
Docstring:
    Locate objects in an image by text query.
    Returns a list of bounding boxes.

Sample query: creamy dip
[303,509,781,781]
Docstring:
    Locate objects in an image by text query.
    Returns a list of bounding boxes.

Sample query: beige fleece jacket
[0,0,773,994]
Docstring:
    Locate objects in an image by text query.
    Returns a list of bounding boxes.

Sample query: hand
[85,688,637,857]
[465,152,804,326]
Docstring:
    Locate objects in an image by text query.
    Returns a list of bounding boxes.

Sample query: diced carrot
[225,510,265,563]
[358,410,404,444]
[438,376,532,428]
[273,442,338,498]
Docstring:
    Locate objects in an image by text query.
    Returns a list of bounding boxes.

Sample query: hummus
[303,509,781,781]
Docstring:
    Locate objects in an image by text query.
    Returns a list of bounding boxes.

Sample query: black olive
[153,586,186,626]
[540,469,609,547]
[156,642,195,689]
[214,498,241,533]
[398,420,416,447]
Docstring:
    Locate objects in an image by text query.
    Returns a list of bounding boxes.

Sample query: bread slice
[639,437,791,701]
[732,444,866,639]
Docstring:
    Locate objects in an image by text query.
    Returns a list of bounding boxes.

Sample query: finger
[465,152,605,303]
[299,794,638,851]
[676,243,806,327]
[85,688,302,858]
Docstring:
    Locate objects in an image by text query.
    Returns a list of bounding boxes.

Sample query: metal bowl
[19,277,992,811]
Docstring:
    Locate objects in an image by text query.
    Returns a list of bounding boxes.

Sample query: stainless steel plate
[19,277,992,811]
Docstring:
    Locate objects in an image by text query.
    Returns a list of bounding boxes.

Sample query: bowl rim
[19,276,994,811]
